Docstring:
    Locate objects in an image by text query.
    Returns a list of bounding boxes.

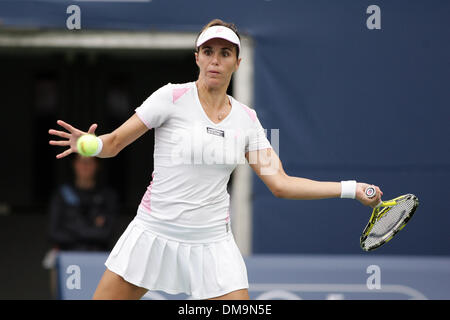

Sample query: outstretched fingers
[49,120,81,159]
[49,140,70,147]
[87,123,98,135]
[49,120,98,159]
[48,129,71,139]
[56,148,74,159]
[56,119,79,134]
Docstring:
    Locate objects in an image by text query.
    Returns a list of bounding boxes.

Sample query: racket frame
[360,194,419,251]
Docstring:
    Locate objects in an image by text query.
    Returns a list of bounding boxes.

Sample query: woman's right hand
[49,120,98,159]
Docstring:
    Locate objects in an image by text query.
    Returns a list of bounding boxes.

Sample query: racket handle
[365,187,376,198]
[365,186,383,208]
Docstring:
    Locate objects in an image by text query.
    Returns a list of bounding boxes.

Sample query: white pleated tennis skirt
[104,215,249,300]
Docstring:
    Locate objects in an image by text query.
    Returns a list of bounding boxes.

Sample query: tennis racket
[360,187,419,251]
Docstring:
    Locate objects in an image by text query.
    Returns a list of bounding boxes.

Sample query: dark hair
[195,19,241,57]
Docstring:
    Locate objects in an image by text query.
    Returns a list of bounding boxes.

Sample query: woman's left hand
[356,183,383,208]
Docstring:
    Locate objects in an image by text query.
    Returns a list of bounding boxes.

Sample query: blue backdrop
[1,0,448,255]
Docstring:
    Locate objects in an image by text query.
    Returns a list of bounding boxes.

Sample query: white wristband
[341,180,357,199]
[92,137,103,157]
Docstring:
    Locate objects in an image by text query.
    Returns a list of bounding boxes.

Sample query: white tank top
[134,81,272,231]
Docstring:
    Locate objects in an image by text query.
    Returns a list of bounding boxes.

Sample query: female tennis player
[49,19,382,300]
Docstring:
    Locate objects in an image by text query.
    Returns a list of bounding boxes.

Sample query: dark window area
[0,49,202,215]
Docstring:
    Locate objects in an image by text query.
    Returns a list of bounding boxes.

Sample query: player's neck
[195,79,228,110]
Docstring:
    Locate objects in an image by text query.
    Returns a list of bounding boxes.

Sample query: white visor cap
[196,26,241,53]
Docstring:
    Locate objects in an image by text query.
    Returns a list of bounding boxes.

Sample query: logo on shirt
[206,127,225,137]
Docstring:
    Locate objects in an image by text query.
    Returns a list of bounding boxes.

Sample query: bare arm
[246,148,382,207]
[96,114,149,158]
[49,113,149,159]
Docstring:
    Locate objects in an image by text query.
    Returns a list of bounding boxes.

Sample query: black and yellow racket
[360,187,419,251]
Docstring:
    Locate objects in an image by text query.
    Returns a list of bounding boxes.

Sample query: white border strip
[0,31,195,49]
[231,36,254,256]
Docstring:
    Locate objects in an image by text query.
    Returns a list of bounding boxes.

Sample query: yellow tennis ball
[77,134,98,157]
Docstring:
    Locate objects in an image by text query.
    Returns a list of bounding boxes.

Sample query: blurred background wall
[0,0,448,299]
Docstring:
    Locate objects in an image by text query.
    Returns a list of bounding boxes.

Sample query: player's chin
[205,75,229,88]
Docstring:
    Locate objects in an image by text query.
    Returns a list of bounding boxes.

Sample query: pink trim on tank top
[239,102,257,122]
[140,173,155,213]
[135,109,153,130]
[172,87,191,103]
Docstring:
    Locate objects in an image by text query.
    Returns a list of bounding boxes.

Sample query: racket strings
[364,197,415,249]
